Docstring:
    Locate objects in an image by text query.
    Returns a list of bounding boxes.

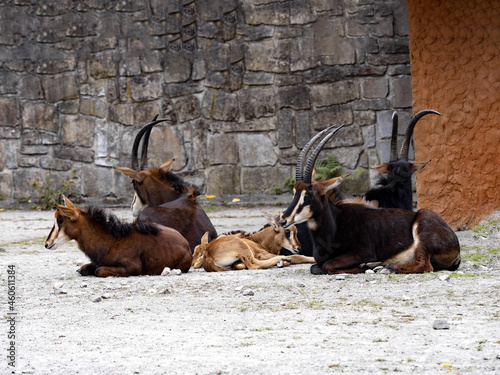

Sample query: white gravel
[1,207,499,374]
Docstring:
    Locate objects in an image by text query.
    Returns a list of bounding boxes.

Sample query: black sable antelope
[45,196,192,277]
[279,126,461,275]
[364,109,440,209]
[115,116,217,252]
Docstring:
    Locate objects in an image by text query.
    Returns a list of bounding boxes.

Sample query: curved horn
[400,110,440,161]
[296,125,336,183]
[131,115,171,170]
[389,112,399,162]
[303,124,345,184]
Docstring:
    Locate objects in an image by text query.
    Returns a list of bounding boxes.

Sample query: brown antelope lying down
[44,196,192,277]
[115,117,217,251]
[192,212,314,272]
[279,126,461,275]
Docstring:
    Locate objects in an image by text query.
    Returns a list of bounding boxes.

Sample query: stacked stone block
[0,0,413,205]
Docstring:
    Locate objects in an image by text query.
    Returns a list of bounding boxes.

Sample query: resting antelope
[116,116,217,251]
[192,212,314,272]
[279,126,461,275]
[364,109,440,209]
[45,195,192,277]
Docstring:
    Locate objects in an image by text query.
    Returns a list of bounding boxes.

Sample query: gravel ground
[1,206,499,375]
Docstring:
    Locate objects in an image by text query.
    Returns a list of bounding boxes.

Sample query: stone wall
[408,0,500,229]
[0,0,413,206]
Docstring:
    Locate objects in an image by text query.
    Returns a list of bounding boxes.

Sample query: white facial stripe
[131,192,148,217]
[285,190,306,226]
[45,219,71,250]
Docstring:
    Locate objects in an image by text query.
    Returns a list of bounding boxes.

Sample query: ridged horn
[131,115,171,171]
[389,112,399,162]
[296,125,336,183]
[303,125,345,184]
[400,110,440,161]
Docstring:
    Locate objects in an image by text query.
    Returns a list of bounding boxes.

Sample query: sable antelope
[279,126,461,275]
[192,212,315,272]
[116,116,217,251]
[45,195,192,277]
[364,110,440,209]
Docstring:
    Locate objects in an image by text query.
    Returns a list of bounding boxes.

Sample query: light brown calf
[192,212,315,272]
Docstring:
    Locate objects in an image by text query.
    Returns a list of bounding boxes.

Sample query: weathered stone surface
[0,172,12,200]
[246,40,289,73]
[82,165,114,197]
[208,133,239,165]
[79,98,107,118]
[278,109,293,149]
[206,166,241,195]
[362,78,388,99]
[40,157,73,171]
[21,103,58,132]
[0,0,419,207]
[89,53,118,79]
[0,98,19,127]
[42,74,78,103]
[238,133,278,167]
[240,166,292,194]
[61,116,95,147]
[222,117,275,133]
[311,107,353,130]
[55,147,94,163]
[211,92,240,122]
[174,95,201,123]
[19,74,43,100]
[277,85,311,110]
[22,130,59,146]
[149,126,186,169]
[164,53,192,83]
[392,76,412,108]
[130,73,163,102]
[238,87,276,120]
[326,124,364,148]
[296,111,311,149]
[310,81,359,107]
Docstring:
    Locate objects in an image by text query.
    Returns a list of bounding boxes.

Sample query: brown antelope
[279,126,461,275]
[115,116,217,251]
[364,109,440,209]
[45,195,192,277]
[192,212,315,272]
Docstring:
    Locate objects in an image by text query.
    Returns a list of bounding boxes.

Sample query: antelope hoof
[378,265,397,274]
[310,264,323,275]
[277,260,285,268]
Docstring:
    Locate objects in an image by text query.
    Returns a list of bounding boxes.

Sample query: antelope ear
[315,175,349,195]
[411,160,431,173]
[262,211,279,231]
[115,167,145,183]
[370,164,390,174]
[60,194,76,209]
[159,159,175,174]
[55,204,79,221]
[201,231,210,245]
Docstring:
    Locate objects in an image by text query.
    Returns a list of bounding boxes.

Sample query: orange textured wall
[407,0,500,229]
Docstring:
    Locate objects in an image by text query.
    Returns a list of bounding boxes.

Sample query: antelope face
[45,211,71,250]
[282,226,301,254]
[279,183,314,229]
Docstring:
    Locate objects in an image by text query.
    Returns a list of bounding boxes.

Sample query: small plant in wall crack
[27,170,77,209]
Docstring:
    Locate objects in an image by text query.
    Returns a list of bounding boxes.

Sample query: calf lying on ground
[45,195,192,277]
[192,212,314,272]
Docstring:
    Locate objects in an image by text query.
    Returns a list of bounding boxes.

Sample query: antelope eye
[57,217,63,226]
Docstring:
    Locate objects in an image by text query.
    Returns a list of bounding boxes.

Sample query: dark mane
[85,206,160,238]
[157,169,200,196]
